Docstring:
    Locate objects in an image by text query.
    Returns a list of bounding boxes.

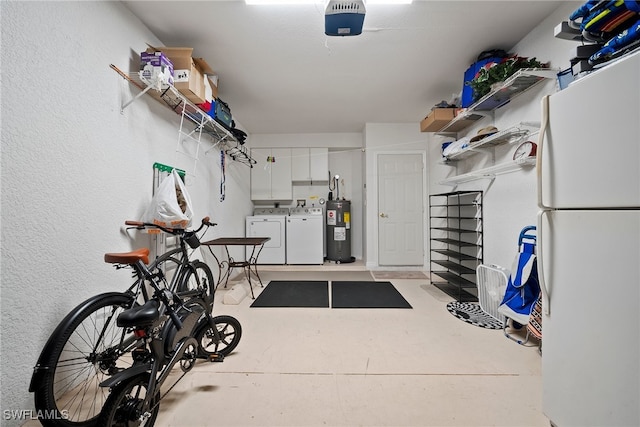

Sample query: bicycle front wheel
[195,315,242,357]
[178,260,215,309]
[31,292,136,427]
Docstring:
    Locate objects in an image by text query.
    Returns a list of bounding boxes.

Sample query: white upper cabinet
[250,148,292,200]
[291,147,329,182]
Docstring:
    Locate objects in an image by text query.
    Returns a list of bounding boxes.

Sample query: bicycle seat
[104,248,150,265]
[117,299,160,328]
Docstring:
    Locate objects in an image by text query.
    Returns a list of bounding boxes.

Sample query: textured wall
[0,2,251,423]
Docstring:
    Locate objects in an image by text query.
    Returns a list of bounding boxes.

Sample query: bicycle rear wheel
[31,292,136,427]
[98,373,159,427]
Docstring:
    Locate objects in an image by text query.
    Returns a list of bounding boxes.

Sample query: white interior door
[378,153,424,266]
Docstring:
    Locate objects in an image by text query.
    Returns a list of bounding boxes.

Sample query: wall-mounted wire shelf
[111,64,256,168]
[439,157,536,186]
[436,68,557,135]
[442,121,540,162]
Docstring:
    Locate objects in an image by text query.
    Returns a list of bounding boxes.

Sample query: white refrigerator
[537,50,640,427]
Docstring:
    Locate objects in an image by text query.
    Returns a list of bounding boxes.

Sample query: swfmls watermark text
[3,409,69,421]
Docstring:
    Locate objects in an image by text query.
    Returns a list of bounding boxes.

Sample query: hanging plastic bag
[143,169,193,228]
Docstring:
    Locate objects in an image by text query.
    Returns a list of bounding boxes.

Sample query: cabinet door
[270,148,292,200]
[250,148,273,200]
[291,148,310,181]
[309,147,328,181]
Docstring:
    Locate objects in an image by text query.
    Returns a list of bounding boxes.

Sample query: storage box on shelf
[429,190,483,302]
[144,45,218,104]
[461,55,507,108]
[421,108,483,133]
[420,108,456,132]
[140,50,174,85]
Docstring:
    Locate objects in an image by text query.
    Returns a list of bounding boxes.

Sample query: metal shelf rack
[429,190,483,302]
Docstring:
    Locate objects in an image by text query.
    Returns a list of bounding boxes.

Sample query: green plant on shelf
[467,56,548,102]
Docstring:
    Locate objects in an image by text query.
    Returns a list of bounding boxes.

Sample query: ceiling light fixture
[244,0,317,4]
[245,0,412,5]
[366,0,412,3]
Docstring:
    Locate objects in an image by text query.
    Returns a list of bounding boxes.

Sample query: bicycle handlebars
[125,217,217,235]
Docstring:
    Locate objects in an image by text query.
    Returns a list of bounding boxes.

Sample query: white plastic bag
[143,169,193,228]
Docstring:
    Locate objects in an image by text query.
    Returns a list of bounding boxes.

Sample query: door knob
[379,213,388,218]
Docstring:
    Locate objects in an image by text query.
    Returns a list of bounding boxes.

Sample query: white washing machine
[245,208,289,264]
[286,207,324,264]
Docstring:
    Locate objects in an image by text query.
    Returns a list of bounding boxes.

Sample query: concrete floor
[23,262,545,427]
[152,264,546,427]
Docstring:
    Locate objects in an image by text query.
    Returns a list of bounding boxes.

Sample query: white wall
[428,2,579,270]
[0,2,252,422]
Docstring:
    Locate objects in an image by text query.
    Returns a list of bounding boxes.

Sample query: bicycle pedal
[209,353,225,363]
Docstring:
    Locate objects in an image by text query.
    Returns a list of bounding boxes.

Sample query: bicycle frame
[86,243,210,378]
[101,298,212,392]
[92,218,217,366]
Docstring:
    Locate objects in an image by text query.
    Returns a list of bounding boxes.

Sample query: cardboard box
[140,51,174,85]
[146,45,216,104]
[420,108,456,132]
[207,75,219,100]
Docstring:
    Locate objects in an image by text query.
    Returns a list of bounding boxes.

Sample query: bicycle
[97,257,235,426]
[29,217,242,427]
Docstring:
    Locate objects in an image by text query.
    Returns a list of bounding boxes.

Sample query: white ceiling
[122,0,564,134]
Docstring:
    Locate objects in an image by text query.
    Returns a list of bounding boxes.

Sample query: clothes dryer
[245,208,288,264]
[286,207,324,264]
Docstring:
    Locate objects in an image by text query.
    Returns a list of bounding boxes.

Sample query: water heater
[326,200,352,262]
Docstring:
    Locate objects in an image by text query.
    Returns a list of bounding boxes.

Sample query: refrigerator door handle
[537,209,550,315]
[537,95,551,211]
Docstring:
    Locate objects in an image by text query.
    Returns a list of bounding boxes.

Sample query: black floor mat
[331,281,412,309]
[250,281,329,308]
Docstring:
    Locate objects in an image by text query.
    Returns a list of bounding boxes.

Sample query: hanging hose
[328,170,336,191]
[220,150,226,202]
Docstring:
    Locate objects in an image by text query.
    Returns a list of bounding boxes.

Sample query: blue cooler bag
[461,50,509,107]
